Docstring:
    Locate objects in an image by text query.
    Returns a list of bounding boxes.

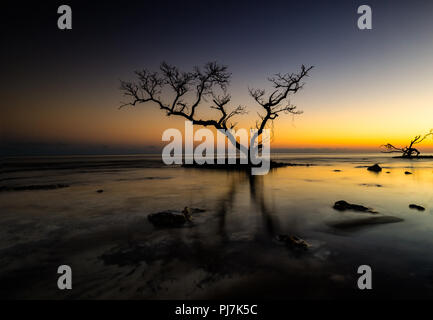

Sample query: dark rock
[409,204,425,211]
[148,210,188,227]
[276,234,310,250]
[333,169,342,172]
[386,171,391,174]
[404,171,413,175]
[367,164,382,172]
[96,189,104,193]
[147,207,205,227]
[333,200,377,214]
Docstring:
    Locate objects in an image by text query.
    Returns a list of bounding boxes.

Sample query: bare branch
[381,143,404,153]
[120,62,313,154]
[381,129,433,157]
[248,65,314,137]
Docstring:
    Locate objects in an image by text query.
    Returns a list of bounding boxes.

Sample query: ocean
[1,153,433,298]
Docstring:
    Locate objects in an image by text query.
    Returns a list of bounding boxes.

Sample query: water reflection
[2,154,433,298]
[216,172,276,242]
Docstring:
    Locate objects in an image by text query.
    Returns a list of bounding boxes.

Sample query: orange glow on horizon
[3,45,433,153]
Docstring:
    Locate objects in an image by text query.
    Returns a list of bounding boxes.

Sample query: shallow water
[1,153,433,299]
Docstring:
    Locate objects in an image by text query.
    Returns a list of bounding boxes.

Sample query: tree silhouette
[120,62,313,156]
[381,129,433,158]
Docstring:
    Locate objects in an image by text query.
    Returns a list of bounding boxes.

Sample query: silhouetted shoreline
[393,155,433,159]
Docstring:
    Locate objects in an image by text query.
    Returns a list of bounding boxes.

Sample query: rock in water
[276,234,311,250]
[148,210,188,227]
[409,204,425,211]
[182,206,192,222]
[333,200,377,214]
[147,207,204,227]
[367,164,382,172]
[404,171,413,175]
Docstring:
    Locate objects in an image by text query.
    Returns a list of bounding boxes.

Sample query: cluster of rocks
[363,163,427,213]
[147,207,314,252]
[333,199,426,214]
[366,163,414,175]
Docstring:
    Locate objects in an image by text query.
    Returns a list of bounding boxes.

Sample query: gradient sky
[2,0,433,155]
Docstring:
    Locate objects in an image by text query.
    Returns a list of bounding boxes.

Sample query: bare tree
[120,61,313,157]
[381,129,433,158]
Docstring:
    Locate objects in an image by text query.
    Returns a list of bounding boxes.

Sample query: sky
[1,0,433,155]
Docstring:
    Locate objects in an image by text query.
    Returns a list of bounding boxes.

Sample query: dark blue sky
[3,0,424,80]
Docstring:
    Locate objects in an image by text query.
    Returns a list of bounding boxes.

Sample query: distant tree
[381,130,433,158]
[120,62,313,156]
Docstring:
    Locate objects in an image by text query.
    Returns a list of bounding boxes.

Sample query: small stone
[148,210,187,227]
[147,207,205,227]
[97,189,104,193]
[367,164,382,172]
[409,204,425,211]
[333,200,377,214]
[404,171,413,175]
